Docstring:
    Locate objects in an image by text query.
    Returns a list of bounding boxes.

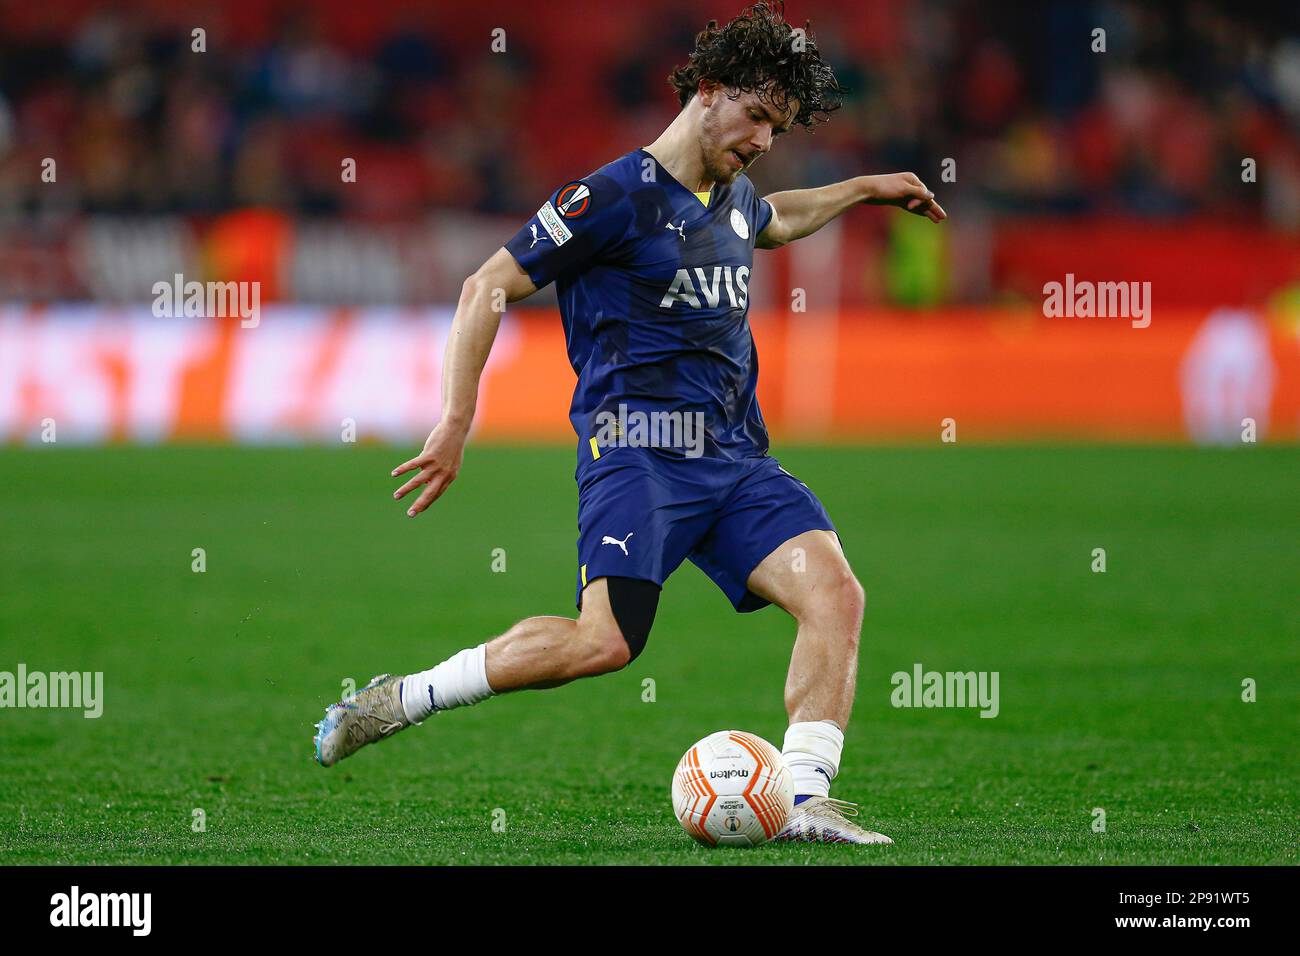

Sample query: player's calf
[311,577,660,766]
[476,576,656,690]
[780,569,864,734]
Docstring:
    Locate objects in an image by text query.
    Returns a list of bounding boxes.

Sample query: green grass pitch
[1,444,1295,865]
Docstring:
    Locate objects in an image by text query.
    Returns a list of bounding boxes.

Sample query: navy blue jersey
[505,148,774,464]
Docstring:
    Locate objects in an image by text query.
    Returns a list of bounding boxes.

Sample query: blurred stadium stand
[1,0,1297,305]
[1,0,1297,445]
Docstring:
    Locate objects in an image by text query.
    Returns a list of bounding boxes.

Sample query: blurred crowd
[0,0,1297,227]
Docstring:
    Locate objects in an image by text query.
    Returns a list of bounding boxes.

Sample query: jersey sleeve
[754,195,774,240]
[504,175,633,289]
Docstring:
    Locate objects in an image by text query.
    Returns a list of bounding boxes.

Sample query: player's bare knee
[596,624,634,673]
[843,574,866,625]
[573,618,631,676]
[796,570,864,635]
[837,574,866,638]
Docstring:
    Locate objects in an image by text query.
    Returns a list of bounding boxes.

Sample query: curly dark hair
[667,0,844,129]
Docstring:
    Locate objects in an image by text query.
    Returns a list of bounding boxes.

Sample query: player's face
[699,85,797,185]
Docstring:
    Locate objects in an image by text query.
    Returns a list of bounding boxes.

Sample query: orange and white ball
[671,730,794,847]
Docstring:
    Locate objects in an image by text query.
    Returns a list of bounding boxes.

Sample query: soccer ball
[671,730,793,847]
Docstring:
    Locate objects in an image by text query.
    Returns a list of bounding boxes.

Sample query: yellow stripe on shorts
[581,564,588,587]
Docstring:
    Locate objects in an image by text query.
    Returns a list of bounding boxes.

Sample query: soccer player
[314,0,945,845]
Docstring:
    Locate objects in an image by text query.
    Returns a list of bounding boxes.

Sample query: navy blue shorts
[574,448,837,613]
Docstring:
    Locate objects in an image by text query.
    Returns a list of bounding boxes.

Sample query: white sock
[782,719,844,800]
[400,644,494,723]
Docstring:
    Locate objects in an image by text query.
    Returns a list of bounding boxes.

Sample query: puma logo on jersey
[529,224,548,248]
[666,219,687,241]
[601,532,634,555]
[659,265,751,309]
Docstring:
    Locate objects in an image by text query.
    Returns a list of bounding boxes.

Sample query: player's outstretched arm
[756,172,946,249]
[392,247,538,516]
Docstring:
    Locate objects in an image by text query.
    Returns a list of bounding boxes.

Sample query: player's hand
[391,423,466,517]
[863,172,947,223]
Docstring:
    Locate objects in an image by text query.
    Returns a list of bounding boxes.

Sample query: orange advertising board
[1,306,1295,444]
